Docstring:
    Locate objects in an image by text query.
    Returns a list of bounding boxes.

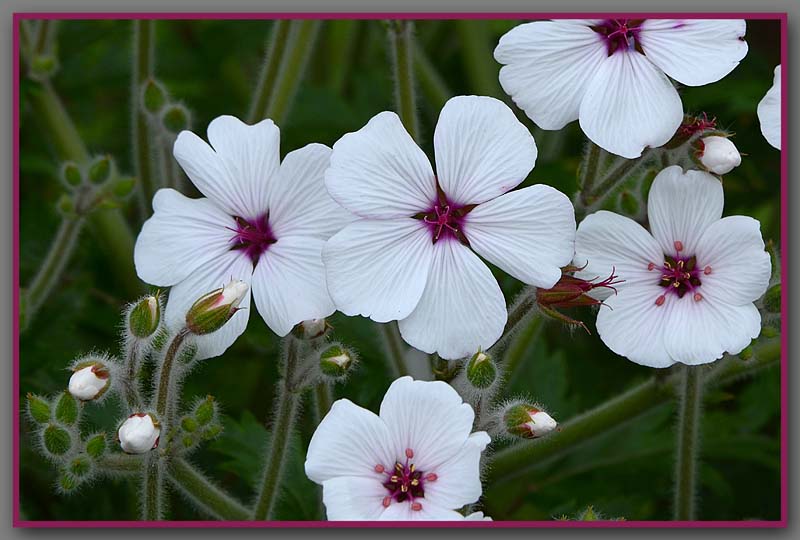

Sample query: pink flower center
[648,241,712,306]
[229,214,276,264]
[591,19,645,55]
[418,182,474,245]
[375,448,438,511]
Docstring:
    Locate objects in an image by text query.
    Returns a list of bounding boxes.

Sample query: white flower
[118,413,160,454]
[323,96,575,360]
[305,376,491,521]
[757,65,781,150]
[464,511,493,521]
[68,363,110,401]
[134,115,350,359]
[574,166,771,367]
[494,19,748,158]
[699,136,741,175]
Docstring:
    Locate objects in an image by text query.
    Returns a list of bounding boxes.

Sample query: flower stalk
[673,365,703,520]
[379,321,409,378]
[248,19,291,123]
[168,458,250,520]
[132,20,159,218]
[388,20,420,142]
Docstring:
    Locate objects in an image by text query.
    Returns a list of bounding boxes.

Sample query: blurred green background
[19,18,782,521]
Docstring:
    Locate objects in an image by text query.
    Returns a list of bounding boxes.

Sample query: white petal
[164,250,253,360]
[268,143,352,239]
[664,298,761,365]
[134,189,236,286]
[321,476,388,521]
[465,185,576,288]
[379,377,475,472]
[494,20,608,130]
[323,218,435,323]
[379,500,466,521]
[305,399,394,483]
[433,95,537,205]
[579,51,683,158]
[574,210,663,296]
[757,65,781,150]
[251,236,335,337]
[639,19,748,87]
[423,432,490,509]
[647,166,723,256]
[596,284,675,368]
[206,115,280,219]
[398,240,507,360]
[325,112,436,218]
[464,511,493,521]
[694,216,771,305]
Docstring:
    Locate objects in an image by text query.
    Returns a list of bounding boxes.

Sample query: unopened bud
[56,194,75,216]
[69,455,92,477]
[118,413,160,454]
[61,162,83,188]
[142,78,168,114]
[128,295,161,338]
[466,350,496,390]
[185,280,248,335]
[30,54,58,79]
[319,345,354,378]
[58,472,79,492]
[110,176,137,199]
[293,318,331,340]
[26,393,51,424]
[504,403,557,439]
[536,265,622,333]
[162,104,190,133]
[43,424,73,456]
[698,136,741,175]
[194,396,215,426]
[54,392,79,426]
[88,155,112,184]
[85,433,107,459]
[68,362,111,401]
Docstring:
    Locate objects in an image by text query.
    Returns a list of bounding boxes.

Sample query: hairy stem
[34,19,56,56]
[388,20,420,142]
[155,328,189,422]
[578,141,602,200]
[248,19,291,123]
[265,20,321,125]
[379,321,409,378]
[673,365,703,520]
[252,338,303,520]
[168,458,251,520]
[414,41,452,112]
[132,20,158,219]
[141,453,163,520]
[314,382,333,423]
[501,312,545,386]
[121,339,144,410]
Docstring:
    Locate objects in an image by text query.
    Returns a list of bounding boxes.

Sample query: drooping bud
[141,78,168,115]
[465,350,496,390]
[60,162,83,189]
[161,104,191,133]
[43,424,73,456]
[117,413,160,454]
[128,294,161,338]
[26,393,51,424]
[698,136,741,175]
[536,265,623,332]
[293,318,332,340]
[88,155,112,184]
[503,403,558,439]
[68,362,111,401]
[54,391,79,426]
[319,344,355,378]
[185,280,249,335]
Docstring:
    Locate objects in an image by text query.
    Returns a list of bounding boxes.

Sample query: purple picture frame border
[11,10,789,529]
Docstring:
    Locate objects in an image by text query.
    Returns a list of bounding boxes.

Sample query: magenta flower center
[648,241,712,306]
[375,448,437,512]
[229,214,276,264]
[592,19,645,55]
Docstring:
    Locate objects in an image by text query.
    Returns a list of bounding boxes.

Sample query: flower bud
[141,78,167,114]
[68,362,111,401]
[503,403,557,439]
[30,54,58,80]
[54,392,79,426]
[69,455,92,477]
[698,136,741,175]
[128,295,161,338]
[466,350,496,390]
[193,396,216,426]
[85,433,107,459]
[43,424,73,456]
[319,345,354,378]
[293,318,332,340]
[110,176,137,199]
[162,104,191,133]
[26,393,51,424]
[60,162,83,188]
[536,265,622,332]
[185,280,248,335]
[88,155,112,184]
[56,193,76,217]
[118,413,160,454]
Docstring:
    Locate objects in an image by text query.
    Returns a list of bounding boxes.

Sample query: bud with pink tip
[185,280,248,335]
[503,402,557,439]
[698,136,741,175]
[68,362,111,401]
[117,413,160,454]
[293,318,331,340]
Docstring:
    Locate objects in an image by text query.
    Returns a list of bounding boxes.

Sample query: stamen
[382,496,392,508]
[648,262,656,271]
[425,473,438,482]
[674,240,684,252]
[411,502,423,511]
[405,448,414,459]
[704,266,713,275]
[655,295,666,306]
[694,293,703,302]
[374,464,385,473]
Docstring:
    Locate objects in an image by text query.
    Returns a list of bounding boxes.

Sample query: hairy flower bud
[503,403,557,439]
[55,392,79,426]
[293,318,332,340]
[88,155,112,184]
[142,78,168,114]
[60,162,83,188]
[319,345,354,378]
[185,280,248,335]
[43,424,73,456]
[68,362,111,401]
[162,104,191,133]
[698,136,741,175]
[85,433,107,460]
[118,413,160,454]
[465,350,496,390]
[26,393,51,424]
[128,294,161,338]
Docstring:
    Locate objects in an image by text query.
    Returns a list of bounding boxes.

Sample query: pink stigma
[591,19,645,55]
[229,214,276,265]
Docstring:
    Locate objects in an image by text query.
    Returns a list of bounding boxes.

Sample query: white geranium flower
[323,95,576,360]
[464,511,492,521]
[757,65,781,150]
[305,376,491,521]
[574,166,771,368]
[134,115,349,359]
[494,19,748,158]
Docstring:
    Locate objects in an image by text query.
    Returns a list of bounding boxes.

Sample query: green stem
[379,321,409,378]
[493,288,538,350]
[455,20,502,97]
[265,20,321,125]
[122,339,144,410]
[414,41,452,112]
[388,20,420,142]
[487,339,779,485]
[21,215,84,330]
[96,452,143,474]
[578,148,656,217]
[155,328,189,421]
[578,141,602,201]
[325,20,359,95]
[252,338,303,520]
[168,458,251,520]
[673,365,703,520]
[248,19,291,123]
[501,312,545,384]
[34,19,55,55]
[314,382,332,423]
[142,452,163,520]
[132,20,158,218]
